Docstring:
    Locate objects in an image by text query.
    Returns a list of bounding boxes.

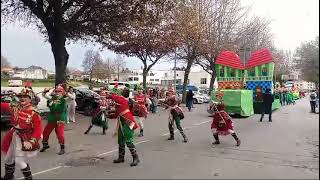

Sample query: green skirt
[118,117,134,145]
[92,112,108,129]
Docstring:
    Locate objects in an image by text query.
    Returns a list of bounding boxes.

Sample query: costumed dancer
[24,81,40,107]
[163,88,188,143]
[1,88,43,180]
[40,85,71,155]
[111,82,122,95]
[211,91,241,146]
[132,87,148,137]
[107,88,140,166]
[84,90,110,135]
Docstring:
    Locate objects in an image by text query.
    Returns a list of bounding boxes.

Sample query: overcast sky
[1,0,319,72]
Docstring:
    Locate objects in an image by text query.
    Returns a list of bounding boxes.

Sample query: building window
[149,73,155,76]
[200,78,207,84]
[128,77,133,81]
[249,69,255,76]
[155,79,159,82]
[219,68,224,77]
[262,67,268,76]
[176,74,179,77]
[134,77,139,81]
[230,69,235,77]
[150,79,154,81]
[164,73,168,77]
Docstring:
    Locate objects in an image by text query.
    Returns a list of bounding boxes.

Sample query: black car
[75,88,101,116]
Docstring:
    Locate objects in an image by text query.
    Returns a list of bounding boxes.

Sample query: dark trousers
[186,100,193,111]
[260,105,272,121]
[310,101,316,113]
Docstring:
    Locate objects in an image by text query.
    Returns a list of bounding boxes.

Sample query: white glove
[23,141,33,150]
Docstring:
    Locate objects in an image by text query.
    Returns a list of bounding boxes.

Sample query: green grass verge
[1,79,82,87]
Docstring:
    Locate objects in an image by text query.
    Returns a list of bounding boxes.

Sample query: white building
[109,68,218,89]
[12,66,48,79]
[295,81,316,91]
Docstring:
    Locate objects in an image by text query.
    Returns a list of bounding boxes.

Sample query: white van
[8,80,22,87]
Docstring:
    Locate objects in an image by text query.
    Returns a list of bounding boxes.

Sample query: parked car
[8,79,22,87]
[75,88,101,116]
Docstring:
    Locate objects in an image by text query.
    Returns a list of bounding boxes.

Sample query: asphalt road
[1,98,319,179]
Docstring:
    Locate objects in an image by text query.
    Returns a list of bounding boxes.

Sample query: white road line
[97,140,150,157]
[17,166,63,180]
[194,120,211,126]
[15,119,211,178]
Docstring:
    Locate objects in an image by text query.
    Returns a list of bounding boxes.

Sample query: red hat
[25,81,32,88]
[18,88,32,98]
[114,82,119,88]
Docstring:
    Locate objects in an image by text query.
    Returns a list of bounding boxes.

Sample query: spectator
[67,86,77,123]
[186,89,194,112]
[309,90,317,113]
[260,88,274,122]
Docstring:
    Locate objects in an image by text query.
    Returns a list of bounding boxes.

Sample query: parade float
[210,48,281,116]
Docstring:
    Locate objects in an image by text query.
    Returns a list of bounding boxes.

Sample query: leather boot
[1,163,15,180]
[58,144,65,155]
[231,133,241,146]
[128,144,140,166]
[21,164,32,180]
[113,145,125,163]
[167,131,174,140]
[138,129,144,137]
[102,127,107,135]
[212,133,220,144]
[84,125,93,134]
[179,130,188,143]
[40,141,49,152]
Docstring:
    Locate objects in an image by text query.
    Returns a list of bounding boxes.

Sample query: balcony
[217,77,243,82]
[245,76,273,81]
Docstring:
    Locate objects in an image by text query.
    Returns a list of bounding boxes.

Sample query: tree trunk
[142,67,148,89]
[209,72,216,93]
[49,34,69,86]
[182,59,193,103]
[209,61,216,93]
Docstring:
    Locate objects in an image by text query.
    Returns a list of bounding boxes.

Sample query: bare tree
[294,37,319,84]
[194,0,251,92]
[1,0,151,84]
[82,50,103,82]
[101,0,178,88]
[1,55,11,69]
[112,55,126,81]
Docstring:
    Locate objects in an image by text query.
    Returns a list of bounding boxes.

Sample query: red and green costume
[85,91,111,135]
[165,94,188,143]
[1,91,43,180]
[40,86,70,155]
[108,93,140,166]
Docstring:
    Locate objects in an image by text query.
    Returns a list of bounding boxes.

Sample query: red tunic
[1,103,43,153]
[134,94,148,118]
[211,110,234,136]
[111,94,139,130]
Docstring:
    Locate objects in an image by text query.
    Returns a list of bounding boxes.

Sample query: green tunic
[47,96,68,123]
[118,117,134,146]
[111,88,122,95]
[91,111,108,129]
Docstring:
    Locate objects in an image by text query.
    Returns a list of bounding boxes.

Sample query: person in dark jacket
[260,88,274,122]
[186,89,194,112]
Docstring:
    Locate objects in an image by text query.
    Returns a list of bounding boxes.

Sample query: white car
[193,93,204,104]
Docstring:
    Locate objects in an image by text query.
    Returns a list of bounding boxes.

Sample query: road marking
[97,140,150,157]
[194,120,211,126]
[16,119,210,178]
[17,166,63,180]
